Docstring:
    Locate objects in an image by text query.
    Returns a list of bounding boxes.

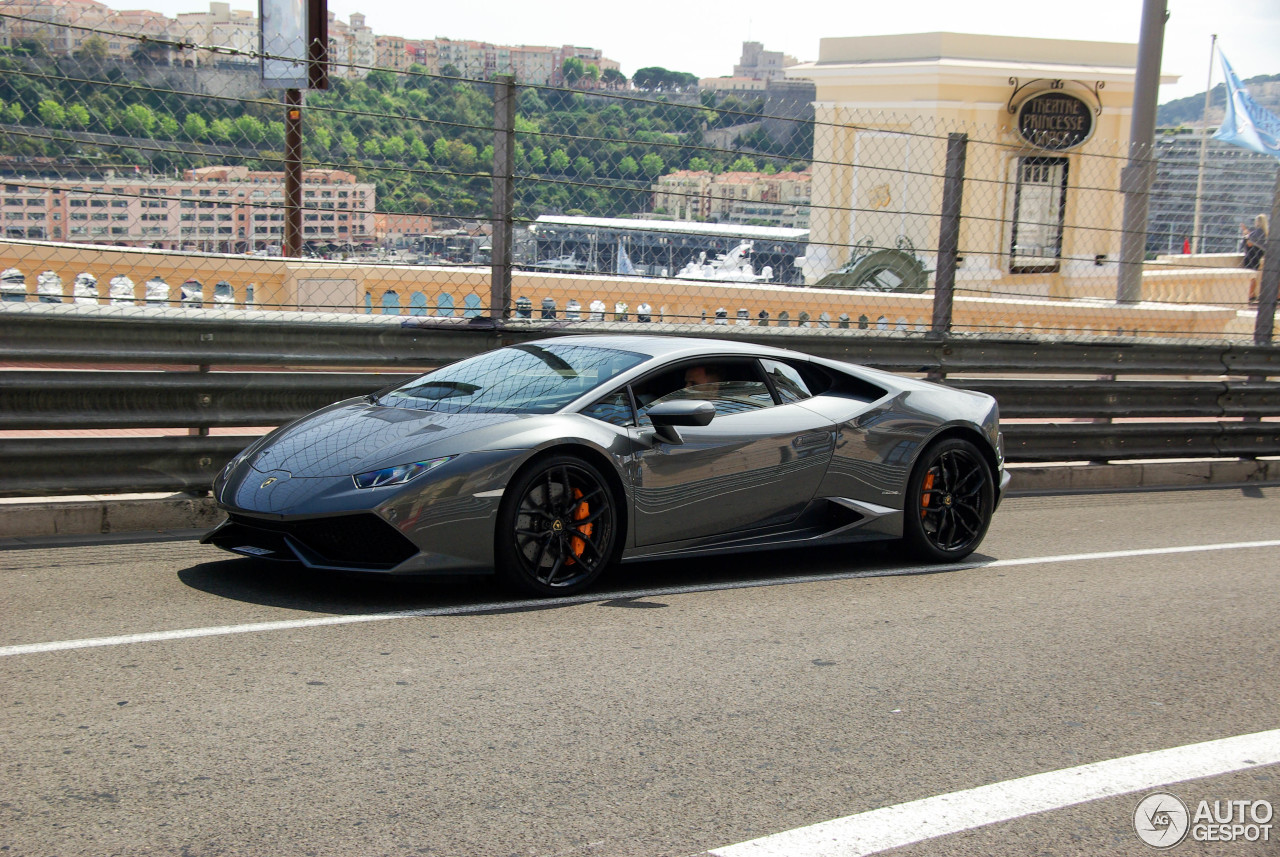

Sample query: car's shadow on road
[179,540,993,615]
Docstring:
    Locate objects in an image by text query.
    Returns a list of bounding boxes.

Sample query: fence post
[932,132,967,339]
[283,88,304,258]
[490,75,516,322]
[1253,164,1280,346]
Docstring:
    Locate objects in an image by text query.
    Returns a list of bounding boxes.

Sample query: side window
[761,359,813,404]
[580,387,634,427]
[636,359,774,421]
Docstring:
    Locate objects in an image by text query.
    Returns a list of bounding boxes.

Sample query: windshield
[375,343,648,414]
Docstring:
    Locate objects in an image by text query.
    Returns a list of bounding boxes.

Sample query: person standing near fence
[1243,214,1267,270]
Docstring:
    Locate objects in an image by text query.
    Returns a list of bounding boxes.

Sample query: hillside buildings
[0,0,619,85]
[2,167,376,252]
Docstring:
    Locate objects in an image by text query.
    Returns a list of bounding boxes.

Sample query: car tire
[902,437,994,563]
[496,454,618,596]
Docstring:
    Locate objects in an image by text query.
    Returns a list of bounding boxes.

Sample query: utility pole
[1116,0,1168,303]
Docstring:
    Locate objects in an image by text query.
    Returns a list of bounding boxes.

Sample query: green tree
[561,57,585,87]
[448,140,477,169]
[37,100,66,127]
[382,135,407,159]
[549,148,571,172]
[182,113,208,140]
[66,104,90,129]
[432,137,450,162]
[311,125,332,151]
[618,155,639,176]
[233,115,266,145]
[365,69,396,91]
[601,68,627,89]
[265,121,285,149]
[640,153,664,177]
[409,138,429,161]
[4,103,25,124]
[73,35,108,62]
[157,113,180,137]
[121,104,156,136]
[729,156,757,172]
[208,118,233,144]
[573,155,594,176]
[528,146,547,170]
[688,157,711,172]
[362,138,381,157]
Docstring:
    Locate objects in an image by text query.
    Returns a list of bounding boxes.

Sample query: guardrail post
[490,75,516,322]
[932,132,967,339]
[1253,165,1280,346]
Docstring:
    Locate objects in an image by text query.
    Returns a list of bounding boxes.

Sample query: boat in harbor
[674,241,773,283]
[531,252,590,273]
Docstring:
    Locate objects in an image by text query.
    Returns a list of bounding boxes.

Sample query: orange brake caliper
[568,488,593,563]
[921,472,935,518]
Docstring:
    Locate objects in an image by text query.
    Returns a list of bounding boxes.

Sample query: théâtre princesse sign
[1016,91,1095,151]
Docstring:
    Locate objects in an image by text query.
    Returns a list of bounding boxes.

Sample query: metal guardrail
[1003,423,1280,463]
[0,371,415,430]
[0,305,505,367]
[5,305,1280,374]
[2,306,1279,496]
[963,380,1280,419]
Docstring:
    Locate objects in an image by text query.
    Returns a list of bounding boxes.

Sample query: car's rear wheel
[902,437,994,562]
[496,455,617,596]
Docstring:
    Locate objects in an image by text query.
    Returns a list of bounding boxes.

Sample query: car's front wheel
[902,437,994,562]
[496,454,618,596]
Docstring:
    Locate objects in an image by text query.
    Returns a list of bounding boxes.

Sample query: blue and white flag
[1213,50,1280,159]
[616,240,637,275]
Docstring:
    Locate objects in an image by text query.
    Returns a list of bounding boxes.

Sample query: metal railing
[2,304,1278,497]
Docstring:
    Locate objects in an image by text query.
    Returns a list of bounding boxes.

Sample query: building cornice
[787,58,1173,87]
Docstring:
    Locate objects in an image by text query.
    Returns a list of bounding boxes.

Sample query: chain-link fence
[0,6,1277,342]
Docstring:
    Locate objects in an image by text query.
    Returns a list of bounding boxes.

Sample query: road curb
[0,493,224,541]
[1,459,1278,542]
[1005,458,1280,495]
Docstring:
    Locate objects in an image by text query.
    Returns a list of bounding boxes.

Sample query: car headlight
[352,456,454,489]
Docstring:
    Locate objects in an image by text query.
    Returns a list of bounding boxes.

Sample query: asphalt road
[2,486,1278,857]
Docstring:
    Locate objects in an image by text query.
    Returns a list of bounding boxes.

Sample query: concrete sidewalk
[2,458,1278,544]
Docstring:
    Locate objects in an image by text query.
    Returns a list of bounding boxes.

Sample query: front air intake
[223,513,418,570]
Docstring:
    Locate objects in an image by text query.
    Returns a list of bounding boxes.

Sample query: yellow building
[786,32,1187,302]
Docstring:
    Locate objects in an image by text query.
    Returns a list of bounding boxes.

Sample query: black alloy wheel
[902,437,994,562]
[497,455,617,596]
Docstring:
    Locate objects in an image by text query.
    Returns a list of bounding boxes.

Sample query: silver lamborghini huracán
[203,335,1010,595]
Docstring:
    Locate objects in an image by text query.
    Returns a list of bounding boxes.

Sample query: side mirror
[646,400,714,445]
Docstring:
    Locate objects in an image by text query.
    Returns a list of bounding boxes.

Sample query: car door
[625,357,835,546]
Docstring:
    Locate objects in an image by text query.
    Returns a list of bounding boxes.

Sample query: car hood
[249,399,526,477]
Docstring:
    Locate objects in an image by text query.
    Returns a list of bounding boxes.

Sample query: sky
[123,0,1278,103]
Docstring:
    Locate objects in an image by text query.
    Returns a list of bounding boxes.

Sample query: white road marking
[703,729,1280,857]
[2,538,1279,659]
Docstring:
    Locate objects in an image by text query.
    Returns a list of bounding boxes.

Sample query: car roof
[525,334,803,363]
